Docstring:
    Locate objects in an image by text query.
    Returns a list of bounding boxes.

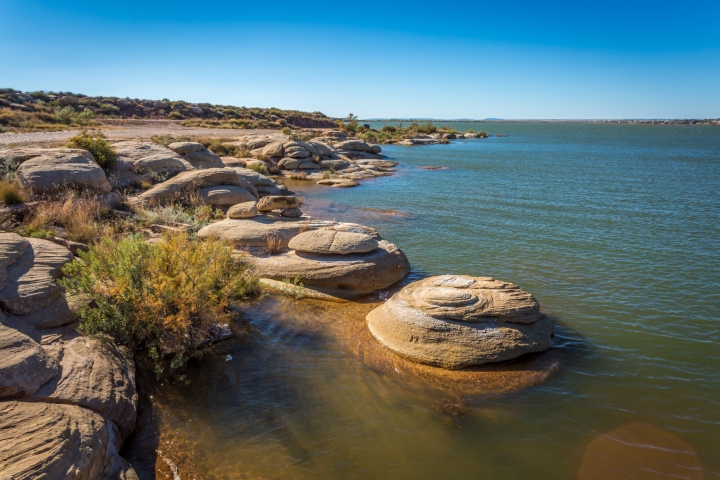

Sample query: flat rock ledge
[366,275,554,369]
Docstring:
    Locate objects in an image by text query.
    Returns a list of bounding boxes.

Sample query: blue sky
[1,0,718,119]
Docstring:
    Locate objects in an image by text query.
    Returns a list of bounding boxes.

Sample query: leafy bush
[66,130,117,168]
[248,163,269,175]
[54,106,94,125]
[60,233,259,381]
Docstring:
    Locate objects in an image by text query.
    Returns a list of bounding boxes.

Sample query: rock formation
[366,275,554,369]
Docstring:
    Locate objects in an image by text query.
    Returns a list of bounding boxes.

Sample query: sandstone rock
[256,184,286,197]
[0,239,74,315]
[229,167,276,187]
[198,217,328,247]
[369,145,382,154]
[183,149,225,169]
[133,152,192,176]
[251,240,410,298]
[6,295,78,329]
[200,185,257,207]
[278,158,300,170]
[280,207,303,218]
[0,401,134,479]
[308,140,334,157]
[355,159,399,169]
[336,150,386,160]
[106,170,149,189]
[298,161,322,170]
[135,168,256,205]
[317,179,359,188]
[284,145,311,159]
[322,131,349,139]
[227,201,257,219]
[335,140,374,152]
[261,141,284,158]
[113,141,176,163]
[0,323,58,399]
[0,147,94,166]
[0,233,29,291]
[288,229,378,255]
[366,275,554,369]
[32,335,137,438]
[16,152,111,195]
[257,195,299,211]
[167,141,206,155]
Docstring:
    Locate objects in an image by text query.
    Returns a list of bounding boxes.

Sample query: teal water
[153,123,720,479]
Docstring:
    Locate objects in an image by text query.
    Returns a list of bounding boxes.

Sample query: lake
[146,123,720,479]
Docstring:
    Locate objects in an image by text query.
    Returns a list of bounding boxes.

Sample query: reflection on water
[149,294,573,479]
[579,423,705,480]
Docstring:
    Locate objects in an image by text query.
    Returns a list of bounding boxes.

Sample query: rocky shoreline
[0,130,554,479]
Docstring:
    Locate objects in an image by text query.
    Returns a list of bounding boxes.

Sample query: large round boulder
[366,275,554,369]
[167,142,224,169]
[16,152,111,195]
[251,240,410,298]
[288,229,378,255]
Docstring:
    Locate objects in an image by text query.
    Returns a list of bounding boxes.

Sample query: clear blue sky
[1,0,718,119]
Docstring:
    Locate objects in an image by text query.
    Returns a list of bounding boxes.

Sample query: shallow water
[150,123,720,479]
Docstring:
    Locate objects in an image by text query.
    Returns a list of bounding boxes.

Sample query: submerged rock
[366,275,554,369]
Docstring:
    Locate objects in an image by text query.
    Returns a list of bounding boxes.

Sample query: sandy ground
[0,119,286,146]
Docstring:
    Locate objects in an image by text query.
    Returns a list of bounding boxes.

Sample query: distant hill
[0,88,337,132]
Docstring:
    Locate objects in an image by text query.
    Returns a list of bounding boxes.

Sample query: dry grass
[0,178,26,205]
[17,193,110,243]
[289,172,308,180]
[265,234,282,255]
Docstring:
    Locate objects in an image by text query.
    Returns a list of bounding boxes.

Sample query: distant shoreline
[362,118,720,126]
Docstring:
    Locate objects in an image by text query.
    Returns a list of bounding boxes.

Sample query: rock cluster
[366,275,554,369]
[251,227,410,298]
[0,233,138,478]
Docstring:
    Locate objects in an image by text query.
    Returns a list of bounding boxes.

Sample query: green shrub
[54,106,95,125]
[168,111,184,119]
[66,130,117,168]
[248,162,269,175]
[59,233,259,381]
[281,126,291,136]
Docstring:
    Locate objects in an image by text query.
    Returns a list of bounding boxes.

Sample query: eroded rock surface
[0,401,137,479]
[288,229,378,255]
[252,240,410,298]
[366,275,554,369]
[16,151,111,195]
[0,323,58,399]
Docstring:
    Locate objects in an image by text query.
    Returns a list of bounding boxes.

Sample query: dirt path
[0,119,285,146]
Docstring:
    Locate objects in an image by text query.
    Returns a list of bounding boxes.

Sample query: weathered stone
[335,140,374,152]
[278,157,300,170]
[6,295,78,329]
[133,152,192,176]
[261,141,284,158]
[0,401,135,479]
[0,233,29,291]
[0,323,59,399]
[198,217,328,247]
[183,149,225,169]
[167,141,206,155]
[366,275,554,369]
[229,167,276,186]
[0,239,74,315]
[317,179,359,188]
[288,229,378,255]
[200,185,257,207]
[298,161,322,170]
[227,201,257,219]
[257,195,299,211]
[0,147,94,166]
[284,146,311,159]
[251,240,410,298]
[280,207,303,218]
[32,336,137,438]
[113,141,172,163]
[308,140,335,157]
[135,168,256,205]
[16,152,111,195]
